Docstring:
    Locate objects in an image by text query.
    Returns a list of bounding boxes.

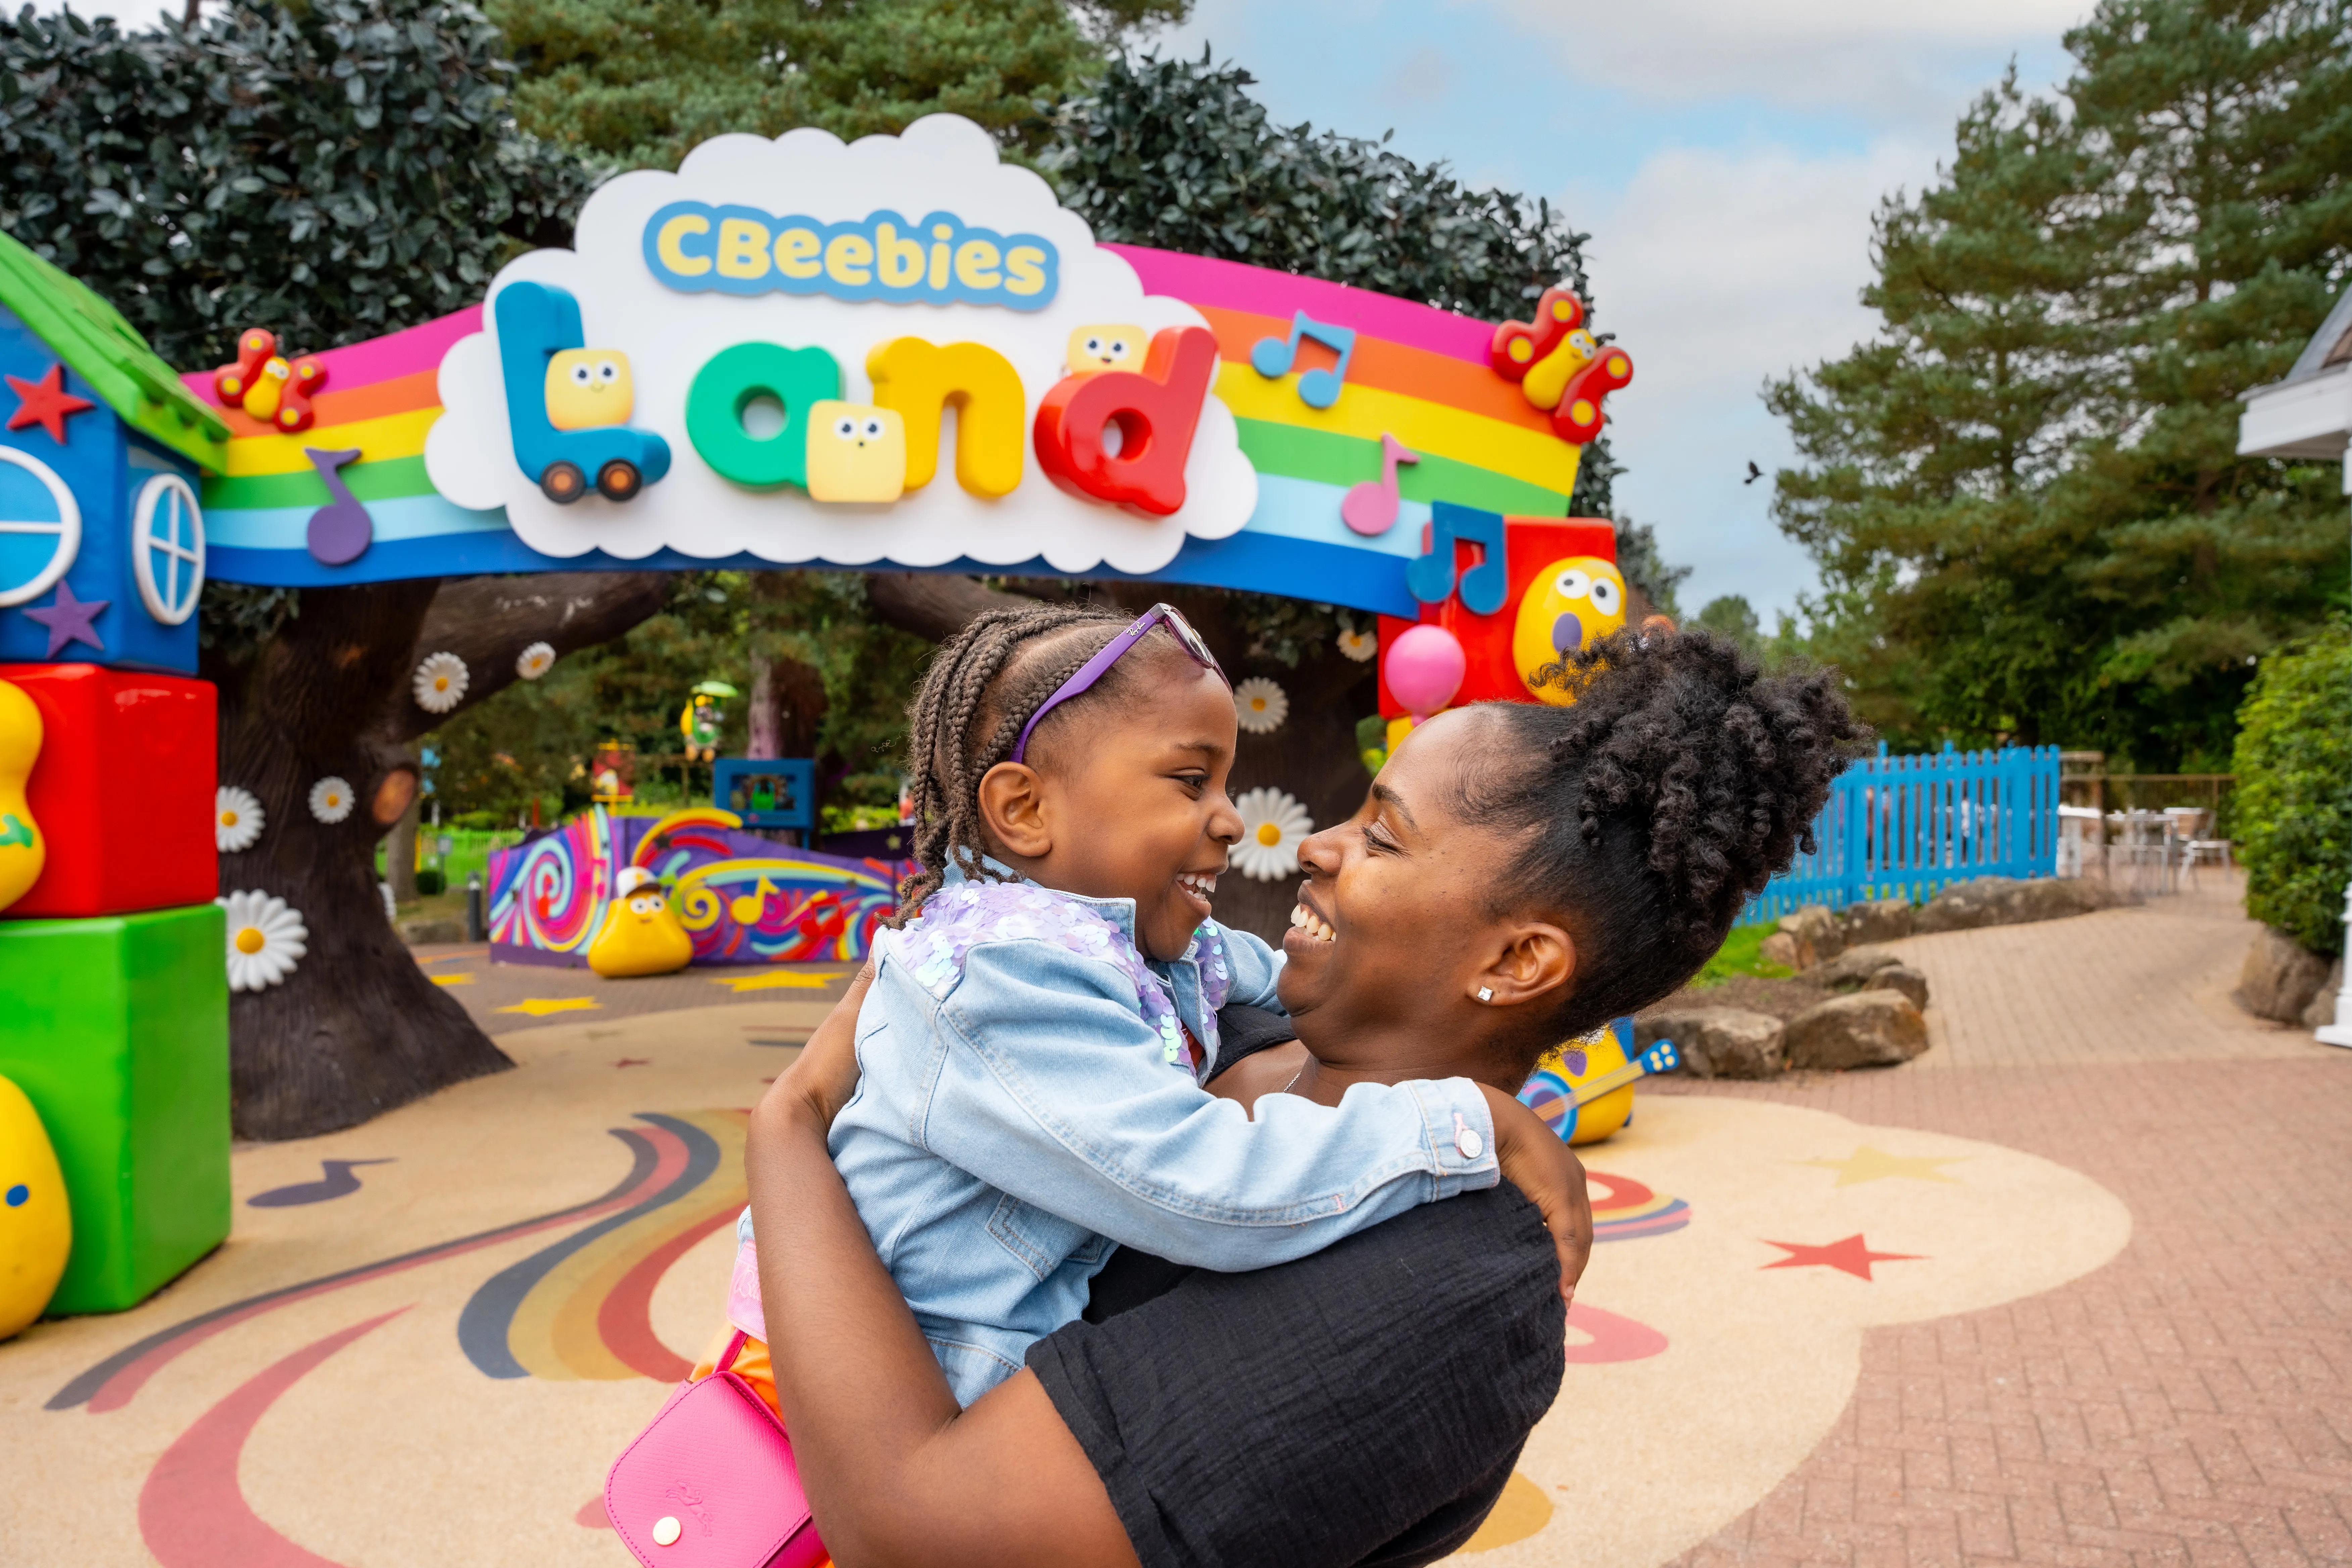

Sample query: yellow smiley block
[1066,324,1144,373]
[0,1073,70,1340]
[1514,555,1628,704]
[805,401,907,503]
[545,348,637,431]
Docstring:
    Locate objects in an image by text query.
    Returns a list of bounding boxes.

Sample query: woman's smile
[1285,892,1336,946]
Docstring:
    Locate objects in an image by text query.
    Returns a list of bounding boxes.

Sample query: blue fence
[1744,743,2063,924]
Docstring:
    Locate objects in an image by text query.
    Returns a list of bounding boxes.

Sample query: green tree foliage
[1046,49,1627,520]
[1695,594,1765,659]
[1614,517,1689,619]
[2230,622,2351,953]
[0,0,595,368]
[1768,1,2352,766]
[492,0,1188,173]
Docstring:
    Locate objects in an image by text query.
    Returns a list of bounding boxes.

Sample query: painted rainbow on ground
[189,245,1584,616]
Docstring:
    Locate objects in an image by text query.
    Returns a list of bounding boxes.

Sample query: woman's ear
[976,760,1055,861]
[1471,921,1576,1010]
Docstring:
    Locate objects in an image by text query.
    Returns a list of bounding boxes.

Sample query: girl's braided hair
[1456,627,1871,1047]
[890,600,1181,922]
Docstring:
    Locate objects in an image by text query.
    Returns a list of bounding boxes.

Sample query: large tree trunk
[385,751,421,902]
[207,571,671,1140]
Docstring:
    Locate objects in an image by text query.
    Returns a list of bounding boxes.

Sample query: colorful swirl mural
[487,806,905,967]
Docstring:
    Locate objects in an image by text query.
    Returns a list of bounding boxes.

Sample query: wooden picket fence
[1744,743,2064,924]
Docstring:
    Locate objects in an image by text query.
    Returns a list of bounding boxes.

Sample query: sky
[1152,0,2096,623]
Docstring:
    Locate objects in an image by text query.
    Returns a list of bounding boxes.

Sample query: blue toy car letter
[496,282,672,505]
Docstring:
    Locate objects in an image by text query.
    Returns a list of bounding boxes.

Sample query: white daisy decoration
[1336,626,1377,662]
[412,650,470,714]
[215,785,265,853]
[1232,787,1313,881]
[308,775,355,824]
[1233,677,1289,735]
[218,890,308,992]
[515,641,556,681]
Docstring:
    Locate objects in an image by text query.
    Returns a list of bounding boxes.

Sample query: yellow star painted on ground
[1796,1145,1967,1187]
[496,996,601,1017]
[431,973,474,987]
[708,970,846,993]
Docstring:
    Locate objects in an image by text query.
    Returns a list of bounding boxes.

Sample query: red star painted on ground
[1759,1234,1924,1281]
[614,1057,650,1068]
[4,364,96,443]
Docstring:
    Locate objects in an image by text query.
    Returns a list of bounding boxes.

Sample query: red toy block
[1378,517,1618,715]
[0,663,214,918]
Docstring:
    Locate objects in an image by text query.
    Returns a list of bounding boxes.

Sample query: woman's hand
[1478,1085,1594,1306]
[762,957,875,1132]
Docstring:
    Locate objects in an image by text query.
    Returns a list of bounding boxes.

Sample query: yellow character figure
[587,867,696,977]
[1521,328,1600,412]
[240,356,292,422]
[0,680,44,914]
[545,349,637,431]
[1065,325,1144,375]
[804,401,906,503]
[0,1072,70,1340]
[1513,555,1627,704]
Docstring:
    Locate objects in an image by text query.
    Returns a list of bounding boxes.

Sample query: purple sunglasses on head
[1010,603,1228,765]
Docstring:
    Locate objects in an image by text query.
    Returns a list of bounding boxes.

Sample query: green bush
[416,868,447,896]
[2232,623,2352,956]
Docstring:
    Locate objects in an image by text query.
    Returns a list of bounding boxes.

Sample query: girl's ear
[1471,921,1576,1010]
[976,761,1054,861]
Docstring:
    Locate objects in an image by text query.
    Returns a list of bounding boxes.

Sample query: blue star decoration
[19,581,107,657]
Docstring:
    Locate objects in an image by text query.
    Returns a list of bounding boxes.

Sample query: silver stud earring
[1477,987,1493,1002]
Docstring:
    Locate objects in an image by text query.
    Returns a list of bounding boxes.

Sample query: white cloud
[1583,137,1934,618]
[1488,0,2091,122]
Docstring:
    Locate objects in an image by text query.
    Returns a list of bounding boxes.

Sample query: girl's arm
[751,997,1139,1568]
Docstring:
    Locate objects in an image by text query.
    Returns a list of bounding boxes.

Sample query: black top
[1024,1007,1566,1568]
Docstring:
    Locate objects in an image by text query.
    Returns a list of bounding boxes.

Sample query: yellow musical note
[729,876,779,926]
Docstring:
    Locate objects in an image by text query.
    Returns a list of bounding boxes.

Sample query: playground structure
[0,112,1642,1330]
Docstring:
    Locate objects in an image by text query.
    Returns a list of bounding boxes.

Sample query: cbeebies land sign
[426,115,1257,574]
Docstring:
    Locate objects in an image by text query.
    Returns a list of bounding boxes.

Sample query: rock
[1633,1008,1785,1080]
[398,916,467,945]
[1807,945,1904,991]
[2235,927,2332,1024]
[2303,958,2344,1029]
[1839,898,1914,945]
[1777,905,1844,966]
[1784,991,1929,1070]
[1758,931,1806,971]
[1911,876,2128,935]
[1865,965,1930,1011]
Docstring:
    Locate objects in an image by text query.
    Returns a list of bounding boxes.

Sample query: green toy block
[0,904,229,1314]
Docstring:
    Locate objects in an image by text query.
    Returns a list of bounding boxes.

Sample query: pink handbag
[604,1331,831,1568]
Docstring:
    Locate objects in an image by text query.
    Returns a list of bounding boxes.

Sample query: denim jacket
[733,862,1499,1406]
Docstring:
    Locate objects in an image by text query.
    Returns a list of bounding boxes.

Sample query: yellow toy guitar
[1516,1029,1681,1146]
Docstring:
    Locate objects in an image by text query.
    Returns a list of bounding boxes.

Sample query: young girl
[699,600,1577,1413]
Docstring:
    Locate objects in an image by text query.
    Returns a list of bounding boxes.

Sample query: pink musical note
[1339,433,1420,536]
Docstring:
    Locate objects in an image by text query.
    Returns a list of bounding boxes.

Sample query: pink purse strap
[712,1328,751,1378]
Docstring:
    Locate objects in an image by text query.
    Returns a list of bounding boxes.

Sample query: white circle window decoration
[131,472,205,626]
[0,446,82,609]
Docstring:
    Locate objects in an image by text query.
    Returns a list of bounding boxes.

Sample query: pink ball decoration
[1384,624,1467,719]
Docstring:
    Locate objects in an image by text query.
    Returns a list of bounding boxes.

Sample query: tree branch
[377,571,673,744]
[864,571,1038,643]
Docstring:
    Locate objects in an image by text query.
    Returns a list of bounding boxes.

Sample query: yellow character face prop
[545,349,636,431]
[805,401,907,503]
[1514,555,1628,705]
[0,1073,70,1340]
[586,876,696,977]
[1067,325,1143,373]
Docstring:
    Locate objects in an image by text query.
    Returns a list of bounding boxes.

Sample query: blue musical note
[1406,503,1510,614]
[1250,311,1357,409]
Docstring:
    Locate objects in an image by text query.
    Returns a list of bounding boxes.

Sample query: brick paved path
[1653,876,2352,1568]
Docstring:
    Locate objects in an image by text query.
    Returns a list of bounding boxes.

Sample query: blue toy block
[0,307,202,675]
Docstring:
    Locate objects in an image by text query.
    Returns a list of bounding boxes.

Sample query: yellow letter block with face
[1513,556,1627,704]
[805,402,908,503]
[0,681,44,914]
[865,339,1026,498]
[0,1072,69,1339]
[545,349,636,431]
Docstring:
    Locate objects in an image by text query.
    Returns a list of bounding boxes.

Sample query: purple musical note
[304,446,372,566]
[1250,311,1357,409]
[1406,503,1510,615]
[1340,433,1420,536]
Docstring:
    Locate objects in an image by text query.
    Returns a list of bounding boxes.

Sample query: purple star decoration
[21,581,107,657]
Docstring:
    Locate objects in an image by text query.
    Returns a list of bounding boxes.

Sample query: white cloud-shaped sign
[425,115,1256,573]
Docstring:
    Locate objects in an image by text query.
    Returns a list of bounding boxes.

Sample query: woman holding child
[681,600,1859,1567]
